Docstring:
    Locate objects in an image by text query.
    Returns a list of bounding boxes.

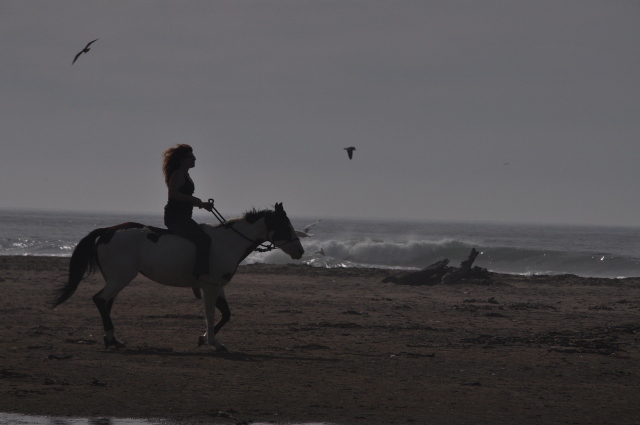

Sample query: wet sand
[1,256,640,425]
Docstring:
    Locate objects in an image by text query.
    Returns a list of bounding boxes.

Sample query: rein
[206,199,276,253]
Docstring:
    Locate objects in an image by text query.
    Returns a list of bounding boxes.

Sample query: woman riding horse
[53,202,304,351]
[162,144,213,282]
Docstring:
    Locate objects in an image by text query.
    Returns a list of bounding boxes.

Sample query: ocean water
[2,209,640,278]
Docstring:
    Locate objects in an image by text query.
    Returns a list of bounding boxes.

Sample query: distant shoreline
[1,254,637,284]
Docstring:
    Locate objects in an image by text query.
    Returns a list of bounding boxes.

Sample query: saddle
[145,224,208,244]
[145,226,173,243]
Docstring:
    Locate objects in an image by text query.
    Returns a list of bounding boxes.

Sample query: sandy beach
[1,255,639,425]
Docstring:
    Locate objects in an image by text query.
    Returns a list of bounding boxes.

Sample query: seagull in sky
[344,146,355,160]
[295,220,322,238]
[72,39,98,64]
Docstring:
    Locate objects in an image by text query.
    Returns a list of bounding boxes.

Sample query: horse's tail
[52,227,106,308]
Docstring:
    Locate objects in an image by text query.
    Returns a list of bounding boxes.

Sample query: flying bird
[72,39,98,64]
[344,146,355,160]
[295,220,322,238]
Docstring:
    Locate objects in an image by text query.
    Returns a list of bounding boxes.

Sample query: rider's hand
[198,199,213,212]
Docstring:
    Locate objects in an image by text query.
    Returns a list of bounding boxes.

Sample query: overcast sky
[1,1,639,226]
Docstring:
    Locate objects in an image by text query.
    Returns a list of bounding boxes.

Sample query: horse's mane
[244,208,273,224]
[220,208,272,226]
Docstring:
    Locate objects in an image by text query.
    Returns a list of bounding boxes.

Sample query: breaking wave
[244,238,640,278]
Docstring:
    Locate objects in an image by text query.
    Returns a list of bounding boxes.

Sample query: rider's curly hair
[162,144,193,185]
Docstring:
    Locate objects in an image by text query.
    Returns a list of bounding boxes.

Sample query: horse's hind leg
[93,280,130,348]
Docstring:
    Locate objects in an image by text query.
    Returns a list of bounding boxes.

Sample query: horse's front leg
[197,285,227,352]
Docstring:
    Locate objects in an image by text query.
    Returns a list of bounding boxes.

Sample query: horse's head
[265,202,304,260]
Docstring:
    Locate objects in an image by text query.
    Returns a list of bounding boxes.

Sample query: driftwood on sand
[382,248,491,286]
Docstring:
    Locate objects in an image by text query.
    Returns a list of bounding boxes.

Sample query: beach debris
[90,379,107,387]
[381,248,491,286]
[381,259,450,285]
[441,248,486,284]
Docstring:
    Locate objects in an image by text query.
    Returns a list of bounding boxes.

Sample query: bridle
[206,199,300,253]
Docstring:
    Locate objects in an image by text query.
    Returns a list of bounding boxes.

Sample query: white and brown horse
[53,203,303,351]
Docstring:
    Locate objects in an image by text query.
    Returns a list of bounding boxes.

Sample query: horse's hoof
[216,344,228,353]
[104,336,126,349]
[197,335,206,347]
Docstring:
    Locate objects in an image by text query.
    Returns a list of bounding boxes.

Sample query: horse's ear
[275,202,283,212]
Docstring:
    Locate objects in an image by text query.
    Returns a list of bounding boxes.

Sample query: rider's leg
[190,225,211,277]
[165,217,211,279]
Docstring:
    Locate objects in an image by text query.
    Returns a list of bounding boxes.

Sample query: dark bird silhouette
[344,146,355,160]
[72,39,98,64]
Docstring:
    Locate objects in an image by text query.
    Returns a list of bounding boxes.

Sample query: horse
[52,202,304,352]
